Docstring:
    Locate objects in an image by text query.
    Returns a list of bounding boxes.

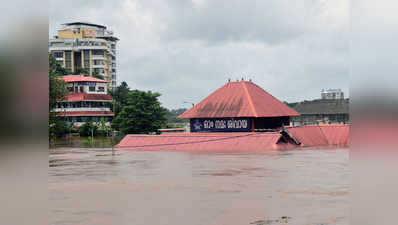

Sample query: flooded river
[49,148,349,225]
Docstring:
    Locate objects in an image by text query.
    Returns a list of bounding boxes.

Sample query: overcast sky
[49,0,348,109]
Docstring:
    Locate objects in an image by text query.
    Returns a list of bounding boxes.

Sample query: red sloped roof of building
[286,125,329,147]
[116,132,295,151]
[61,75,108,83]
[285,124,350,147]
[178,81,300,118]
[65,93,113,101]
[319,125,350,146]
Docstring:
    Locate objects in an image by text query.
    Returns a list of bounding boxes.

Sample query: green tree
[78,121,98,137]
[49,54,68,137]
[109,81,130,116]
[49,54,68,75]
[92,71,105,80]
[73,68,89,75]
[49,120,69,138]
[164,108,189,124]
[112,90,167,134]
[97,117,109,136]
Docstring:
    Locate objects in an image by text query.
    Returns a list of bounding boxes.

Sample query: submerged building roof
[116,132,294,151]
[285,124,349,147]
[179,81,300,118]
[115,124,350,151]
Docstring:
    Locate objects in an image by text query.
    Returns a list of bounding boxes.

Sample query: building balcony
[92,55,105,60]
[92,64,106,68]
[54,107,112,112]
[49,45,110,52]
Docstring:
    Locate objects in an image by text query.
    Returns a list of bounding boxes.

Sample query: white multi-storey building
[49,22,119,89]
[321,89,345,100]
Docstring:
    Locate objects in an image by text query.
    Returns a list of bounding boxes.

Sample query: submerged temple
[178,80,300,132]
[116,80,349,151]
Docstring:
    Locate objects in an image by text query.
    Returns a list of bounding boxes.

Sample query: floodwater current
[49,148,349,225]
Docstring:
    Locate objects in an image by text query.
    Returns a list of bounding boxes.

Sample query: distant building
[54,75,114,128]
[49,22,119,89]
[321,89,344,100]
[290,99,349,125]
[178,80,300,132]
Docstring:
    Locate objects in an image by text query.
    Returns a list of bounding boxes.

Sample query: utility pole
[91,125,94,147]
[112,98,116,156]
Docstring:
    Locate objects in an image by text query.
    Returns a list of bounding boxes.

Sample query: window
[52,51,63,58]
[65,51,72,69]
[98,87,105,92]
[67,87,73,92]
[83,50,90,68]
[92,50,104,56]
[89,86,95,92]
[93,60,103,65]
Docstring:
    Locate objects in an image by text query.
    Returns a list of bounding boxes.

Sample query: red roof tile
[65,93,113,101]
[286,125,329,147]
[285,124,349,147]
[116,132,295,151]
[61,75,108,83]
[178,81,300,118]
[319,125,350,146]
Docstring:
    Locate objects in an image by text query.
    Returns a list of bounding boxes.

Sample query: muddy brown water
[49,148,349,225]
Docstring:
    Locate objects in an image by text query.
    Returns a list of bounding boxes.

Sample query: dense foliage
[78,121,99,137]
[72,68,89,75]
[49,55,68,138]
[91,71,105,80]
[164,108,188,124]
[50,120,70,138]
[111,83,167,134]
[109,81,130,117]
[284,101,298,108]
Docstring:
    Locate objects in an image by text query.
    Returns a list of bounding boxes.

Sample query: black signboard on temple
[190,117,252,132]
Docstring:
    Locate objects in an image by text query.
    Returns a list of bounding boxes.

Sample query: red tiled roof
[179,81,300,118]
[65,93,113,101]
[285,124,349,147]
[61,75,108,83]
[58,111,114,116]
[319,125,350,146]
[116,132,295,151]
[115,124,350,151]
[286,125,329,147]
